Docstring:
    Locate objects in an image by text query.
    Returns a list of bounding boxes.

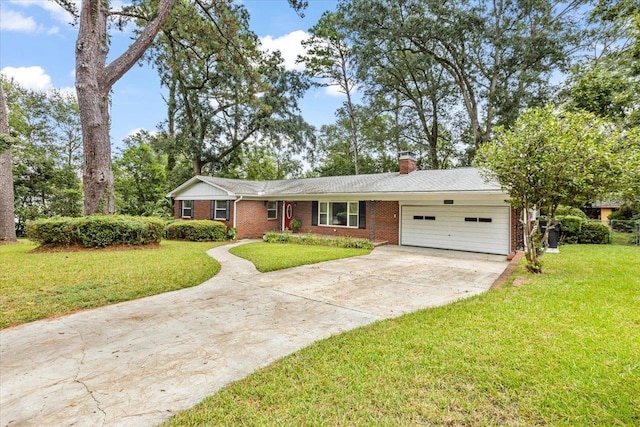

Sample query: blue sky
[0,0,342,147]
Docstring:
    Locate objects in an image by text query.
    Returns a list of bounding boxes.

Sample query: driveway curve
[0,242,507,427]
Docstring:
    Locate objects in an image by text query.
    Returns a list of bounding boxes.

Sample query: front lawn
[166,245,640,426]
[0,240,223,329]
[612,230,638,246]
[228,242,372,272]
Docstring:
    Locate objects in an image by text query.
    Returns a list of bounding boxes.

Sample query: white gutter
[233,195,243,228]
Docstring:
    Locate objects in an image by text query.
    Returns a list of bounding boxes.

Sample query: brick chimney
[399,151,417,174]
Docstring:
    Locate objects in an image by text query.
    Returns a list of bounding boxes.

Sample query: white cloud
[1,66,52,91]
[9,0,77,26]
[0,10,37,32]
[126,128,158,138]
[58,86,77,98]
[324,84,345,97]
[0,66,76,98]
[127,128,145,137]
[260,30,310,71]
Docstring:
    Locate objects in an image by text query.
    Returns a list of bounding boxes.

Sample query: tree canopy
[475,105,630,272]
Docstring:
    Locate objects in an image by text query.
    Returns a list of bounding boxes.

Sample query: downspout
[233,195,243,229]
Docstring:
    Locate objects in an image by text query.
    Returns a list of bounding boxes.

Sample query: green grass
[611,231,638,246]
[0,240,223,329]
[228,242,372,272]
[166,245,640,426]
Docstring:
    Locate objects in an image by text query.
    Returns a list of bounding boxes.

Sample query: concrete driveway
[0,242,507,427]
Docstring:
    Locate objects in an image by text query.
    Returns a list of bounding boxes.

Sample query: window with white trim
[267,201,278,220]
[181,200,192,217]
[318,202,358,227]
[214,200,227,220]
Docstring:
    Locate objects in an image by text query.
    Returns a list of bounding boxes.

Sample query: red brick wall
[173,200,234,230]
[511,207,523,252]
[235,200,281,239]
[294,201,399,244]
[368,201,400,244]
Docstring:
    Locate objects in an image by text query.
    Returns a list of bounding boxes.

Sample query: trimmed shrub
[578,221,611,244]
[26,215,164,248]
[263,232,375,250]
[25,217,77,246]
[555,205,588,219]
[165,220,227,242]
[263,231,292,243]
[558,215,584,244]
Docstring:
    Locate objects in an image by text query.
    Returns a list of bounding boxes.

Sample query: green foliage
[608,208,639,232]
[233,145,302,180]
[3,78,83,235]
[165,220,227,242]
[114,135,170,216]
[26,216,164,248]
[340,0,586,152]
[148,0,313,177]
[608,207,635,221]
[578,222,611,244]
[558,215,584,244]
[475,105,625,272]
[310,105,402,176]
[289,218,302,231]
[555,205,588,219]
[563,61,640,126]
[263,232,374,250]
[227,227,238,240]
[229,242,371,273]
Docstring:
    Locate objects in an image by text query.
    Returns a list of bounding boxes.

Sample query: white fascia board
[244,190,508,202]
[167,176,236,199]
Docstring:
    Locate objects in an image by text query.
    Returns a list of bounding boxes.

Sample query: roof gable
[166,176,235,199]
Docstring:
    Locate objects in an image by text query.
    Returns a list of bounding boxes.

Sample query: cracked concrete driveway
[0,242,508,427]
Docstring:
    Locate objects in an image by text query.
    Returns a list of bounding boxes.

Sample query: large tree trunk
[0,83,17,242]
[74,0,176,215]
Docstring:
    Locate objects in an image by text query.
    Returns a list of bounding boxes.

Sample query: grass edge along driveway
[1,240,223,329]
[229,241,372,272]
[165,244,640,426]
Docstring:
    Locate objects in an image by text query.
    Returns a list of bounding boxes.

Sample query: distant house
[585,200,621,224]
[167,153,518,255]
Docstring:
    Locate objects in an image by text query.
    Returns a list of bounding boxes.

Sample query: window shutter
[178,200,182,218]
[190,200,194,218]
[358,201,366,229]
[210,201,214,220]
[225,200,230,221]
[311,201,318,226]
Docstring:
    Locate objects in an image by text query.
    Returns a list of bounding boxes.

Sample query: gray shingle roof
[194,168,500,197]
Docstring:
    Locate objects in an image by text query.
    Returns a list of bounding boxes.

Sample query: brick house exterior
[167,153,520,255]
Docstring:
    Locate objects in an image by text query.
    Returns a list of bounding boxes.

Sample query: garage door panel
[401,205,510,255]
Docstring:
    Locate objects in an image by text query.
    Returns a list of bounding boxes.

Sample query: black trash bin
[540,220,561,252]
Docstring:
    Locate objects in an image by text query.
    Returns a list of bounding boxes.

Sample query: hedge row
[558,215,610,244]
[263,232,375,250]
[26,216,164,248]
[165,220,227,242]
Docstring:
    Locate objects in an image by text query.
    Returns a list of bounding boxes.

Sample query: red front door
[284,201,294,230]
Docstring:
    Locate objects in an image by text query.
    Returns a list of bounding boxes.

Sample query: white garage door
[401,205,510,255]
